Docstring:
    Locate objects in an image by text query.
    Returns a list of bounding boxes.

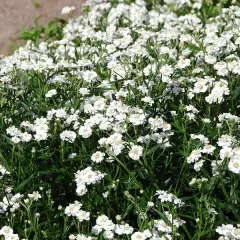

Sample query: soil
[0,0,85,56]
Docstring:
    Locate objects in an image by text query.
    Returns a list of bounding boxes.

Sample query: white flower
[115,215,121,221]
[0,226,13,236]
[75,234,92,240]
[202,144,216,154]
[11,136,21,144]
[156,190,184,207]
[34,118,47,126]
[228,158,240,174]
[28,191,42,201]
[6,126,21,137]
[147,201,154,208]
[55,109,67,119]
[129,113,146,126]
[82,71,98,83]
[91,225,102,235]
[69,153,77,159]
[39,42,48,52]
[143,229,152,238]
[205,80,230,104]
[20,132,32,142]
[187,149,202,163]
[220,147,233,160]
[193,78,209,93]
[177,57,191,69]
[131,232,146,240]
[208,208,218,215]
[214,62,228,76]
[76,184,88,196]
[5,233,19,240]
[76,210,90,222]
[129,145,143,160]
[60,130,77,143]
[194,159,204,171]
[143,64,156,76]
[148,117,164,131]
[205,55,217,64]
[202,118,211,123]
[113,35,132,49]
[45,89,57,98]
[91,151,105,163]
[161,123,171,131]
[102,191,109,198]
[160,65,173,76]
[79,88,90,96]
[217,135,234,148]
[93,99,106,111]
[103,230,114,239]
[69,235,76,240]
[61,6,76,16]
[65,201,82,217]
[216,224,236,238]
[141,96,154,106]
[34,130,48,141]
[78,125,92,138]
[34,124,49,133]
[94,215,115,234]
[0,164,9,176]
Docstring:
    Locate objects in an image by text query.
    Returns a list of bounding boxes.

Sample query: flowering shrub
[1,0,240,239]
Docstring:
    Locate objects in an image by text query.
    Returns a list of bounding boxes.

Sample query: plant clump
[0,0,240,239]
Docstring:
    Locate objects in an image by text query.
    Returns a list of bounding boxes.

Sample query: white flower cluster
[6,98,172,156]
[75,167,105,196]
[187,131,217,172]
[45,89,57,98]
[0,164,9,178]
[27,191,42,201]
[187,127,240,176]
[0,226,19,240]
[60,130,77,143]
[69,234,93,240]
[131,230,152,240]
[6,108,80,143]
[0,193,23,214]
[228,147,240,174]
[129,212,186,240]
[218,113,240,124]
[151,211,185,239]
[92,215,134,239]
[61,6,76,16]
[65,201,90,222]
[155,190,184,208]
[0,191,42,215]
[216,224,240,240]
[205,80,230,104]
[6,125,32,143]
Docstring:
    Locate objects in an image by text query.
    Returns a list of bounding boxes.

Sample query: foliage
[19,17,66,46]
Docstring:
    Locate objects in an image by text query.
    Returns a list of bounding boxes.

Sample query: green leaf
[0,151,10,172]
[16,173,36,191]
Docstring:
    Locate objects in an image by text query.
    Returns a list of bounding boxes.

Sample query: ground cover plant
[1,0,240,239]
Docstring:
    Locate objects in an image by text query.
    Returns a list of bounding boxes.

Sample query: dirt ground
[0,0,85,56]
